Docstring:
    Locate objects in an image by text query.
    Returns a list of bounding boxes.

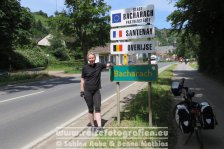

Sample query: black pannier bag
[171,82,182,96]
[171,79,184,96]
[174,104,194,133]
[200,102,217,129]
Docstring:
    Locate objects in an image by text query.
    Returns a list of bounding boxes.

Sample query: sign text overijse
[110,41,155,55]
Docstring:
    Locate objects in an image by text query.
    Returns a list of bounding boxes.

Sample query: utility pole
[56,0,58,13]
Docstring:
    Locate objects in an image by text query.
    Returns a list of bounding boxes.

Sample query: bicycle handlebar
[171,78,195,100]
[179,78,185,88]
[178,79,195,101]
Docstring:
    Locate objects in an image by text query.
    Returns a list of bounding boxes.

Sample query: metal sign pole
[116,55,120,125]
[148,53,152,126]
[116,82,120,125]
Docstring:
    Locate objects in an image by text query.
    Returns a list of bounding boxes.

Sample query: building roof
[37,34,66,47]
[90,44,110,54]
[37,34,53,46]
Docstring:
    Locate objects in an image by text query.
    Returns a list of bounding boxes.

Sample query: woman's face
[88,54,96,64]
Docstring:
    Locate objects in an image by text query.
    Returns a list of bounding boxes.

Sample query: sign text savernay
[110,25,155,41]
[110,41,155,54]
[110,5,154,27]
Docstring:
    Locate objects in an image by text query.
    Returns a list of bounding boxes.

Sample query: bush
[10,51,30,70]
[12,46,48,69]
[52,48,70,61]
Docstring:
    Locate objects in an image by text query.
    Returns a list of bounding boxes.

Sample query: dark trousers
[84,90,101,113]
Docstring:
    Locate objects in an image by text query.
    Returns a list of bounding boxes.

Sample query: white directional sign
[110,25,155,41]
[110,5,154,27]
[110,41,155,54]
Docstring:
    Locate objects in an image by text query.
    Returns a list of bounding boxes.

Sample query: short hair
[87,52,96,59]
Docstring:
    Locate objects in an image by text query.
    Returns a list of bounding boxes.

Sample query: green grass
[189,61,198,69]
[47,60,84,74]
[84,64,177,149]
[47,65,81,74]
[0,72,54,86]
[0,60,83,85]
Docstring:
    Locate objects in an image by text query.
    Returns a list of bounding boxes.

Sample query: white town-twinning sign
[110,5,154,27]
[110,25,155,41]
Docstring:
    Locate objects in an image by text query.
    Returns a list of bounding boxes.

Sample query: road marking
[21,110,88,149]
[0,91,44,103]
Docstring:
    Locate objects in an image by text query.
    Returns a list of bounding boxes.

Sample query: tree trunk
[81,43,88,64]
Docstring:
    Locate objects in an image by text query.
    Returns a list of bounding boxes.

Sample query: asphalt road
[0,63,171,149]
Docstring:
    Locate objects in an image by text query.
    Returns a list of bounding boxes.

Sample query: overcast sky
[20,0,176,29]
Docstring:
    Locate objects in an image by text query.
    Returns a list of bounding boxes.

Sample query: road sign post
[116,55,121,125]
[116,81,120,125]
[148,53,152,126]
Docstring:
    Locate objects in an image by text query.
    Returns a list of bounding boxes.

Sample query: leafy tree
[48,13,70,61]
[33,10,48,18]
[31,19,49,42]
[17,7,34,46]
[155,28,176,46]
[174,32,200,59]
[59,0,111,64]
[168,0,224,75]
[47,31,71,61]
[0,0,33,69]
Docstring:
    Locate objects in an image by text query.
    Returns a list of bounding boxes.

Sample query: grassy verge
[0,72,54,86]
[85,64,177,149]
[47,65,81,74]
[189,61,198,69]
[47,60,83,74]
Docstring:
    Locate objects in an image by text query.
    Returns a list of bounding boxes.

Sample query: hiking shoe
[96,127,104,135]
[90,126,96,133]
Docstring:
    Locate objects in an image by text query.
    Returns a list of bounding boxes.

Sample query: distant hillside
[33,15,49,27]
[155,28,176,46]
[31,11,49,42]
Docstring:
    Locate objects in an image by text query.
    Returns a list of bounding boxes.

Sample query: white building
[37,34,65,47]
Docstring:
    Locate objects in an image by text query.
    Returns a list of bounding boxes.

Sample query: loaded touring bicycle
[171,78,218,149]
